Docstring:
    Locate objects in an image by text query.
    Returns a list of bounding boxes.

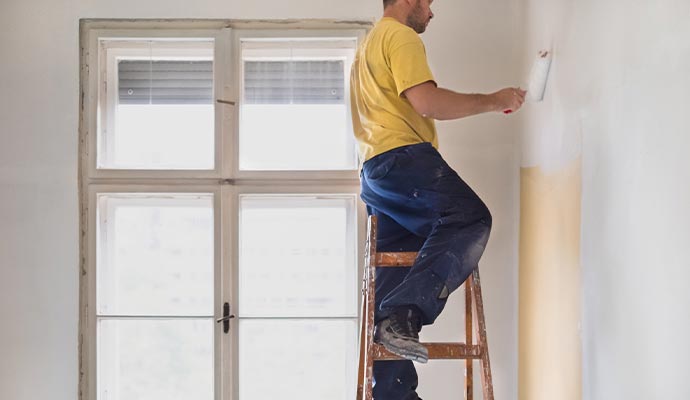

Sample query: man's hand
[491,87,526,114]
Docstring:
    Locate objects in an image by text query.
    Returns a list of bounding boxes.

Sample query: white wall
[0,1,520,400]
[520,0,690,399]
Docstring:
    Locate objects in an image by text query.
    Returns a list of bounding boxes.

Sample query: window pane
[97,193,214,316]
[239,41,358,171]
[239,195,357,318]
[99,40,215,170]
[98,319,213,400]
[113,104,214,169]
[239,319,357,400]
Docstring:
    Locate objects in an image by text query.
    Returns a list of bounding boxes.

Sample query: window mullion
[217,27,235,181]
[220,183,238,400]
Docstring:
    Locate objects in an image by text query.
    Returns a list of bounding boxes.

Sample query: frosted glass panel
[239,196,357,317]
[239,104,355,170]
[239,319,357,400]
[112,104,214,169]
[98,319,213,400]
[97,194,214,316]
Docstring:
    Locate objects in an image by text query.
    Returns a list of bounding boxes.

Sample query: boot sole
[380,340,429,364]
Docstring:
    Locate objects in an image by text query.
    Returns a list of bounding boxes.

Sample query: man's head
[383,0,434,34]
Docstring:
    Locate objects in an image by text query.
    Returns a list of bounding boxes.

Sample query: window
[96,193,215,400]
[80,21,367,400]
[239,38,358,170]
[99,40,216,170]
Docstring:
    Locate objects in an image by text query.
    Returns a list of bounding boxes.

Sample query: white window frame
[231,29,364,181]
[100,41,215,170]
[86,185,223,400]
[237,37,359,175]
[79,19,370,400]
[85,27,230,180]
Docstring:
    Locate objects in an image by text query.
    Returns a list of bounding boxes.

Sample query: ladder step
[375,252,417,267]
[372,343,483,360]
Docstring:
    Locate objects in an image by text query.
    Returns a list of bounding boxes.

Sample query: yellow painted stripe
[519,159,582,400]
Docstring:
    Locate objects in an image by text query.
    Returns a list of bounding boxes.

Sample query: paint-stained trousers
[360,143,492,400]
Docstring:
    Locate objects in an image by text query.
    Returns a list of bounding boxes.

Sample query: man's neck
[382,8,408,26]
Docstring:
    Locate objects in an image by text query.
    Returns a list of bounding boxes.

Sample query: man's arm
[403,81,526,120]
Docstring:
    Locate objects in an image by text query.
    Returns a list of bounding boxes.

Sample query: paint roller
[504,50,552,113]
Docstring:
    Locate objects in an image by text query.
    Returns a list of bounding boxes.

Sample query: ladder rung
[375,252,417,267]
[371,343,483,360]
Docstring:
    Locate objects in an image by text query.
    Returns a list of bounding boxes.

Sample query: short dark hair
[383,0,397,7]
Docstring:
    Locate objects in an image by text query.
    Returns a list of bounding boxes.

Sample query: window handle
[216,99,236,106]
[216,302,235,334]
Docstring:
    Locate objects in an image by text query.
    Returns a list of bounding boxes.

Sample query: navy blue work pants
[360,143,492,400]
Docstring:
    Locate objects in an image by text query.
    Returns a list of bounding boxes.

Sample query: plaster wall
[519,0,690,399]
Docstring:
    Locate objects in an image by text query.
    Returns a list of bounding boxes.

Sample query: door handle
[216,302,235,334]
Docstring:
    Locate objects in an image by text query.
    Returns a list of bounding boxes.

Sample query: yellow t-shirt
[350,17,438,163]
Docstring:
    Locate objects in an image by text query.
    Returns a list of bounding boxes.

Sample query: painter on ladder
[350,0,526,398]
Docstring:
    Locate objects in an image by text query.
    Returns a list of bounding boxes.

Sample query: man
[350,0,525,398]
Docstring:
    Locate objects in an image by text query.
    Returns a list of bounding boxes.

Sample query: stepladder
[356,215,494,400]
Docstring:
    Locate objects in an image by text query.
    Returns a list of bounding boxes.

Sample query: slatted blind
[244,60,344,104]
[118,59,345,105]
[118,60,213,105]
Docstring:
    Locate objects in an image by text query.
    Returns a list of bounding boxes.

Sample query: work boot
[374,307,428,363]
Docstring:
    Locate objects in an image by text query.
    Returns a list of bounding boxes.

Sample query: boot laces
[389,308,421,340]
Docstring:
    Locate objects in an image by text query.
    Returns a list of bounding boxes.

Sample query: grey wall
[520,0,690,399]
[0,1,521,400]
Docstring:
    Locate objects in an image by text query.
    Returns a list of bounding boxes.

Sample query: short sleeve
[389,31,436,96]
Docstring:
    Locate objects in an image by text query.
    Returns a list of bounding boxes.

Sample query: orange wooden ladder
[356,215,494,400]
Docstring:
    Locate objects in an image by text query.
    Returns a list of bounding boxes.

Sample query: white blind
[118,60,213,105]
[243,60,344,104]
